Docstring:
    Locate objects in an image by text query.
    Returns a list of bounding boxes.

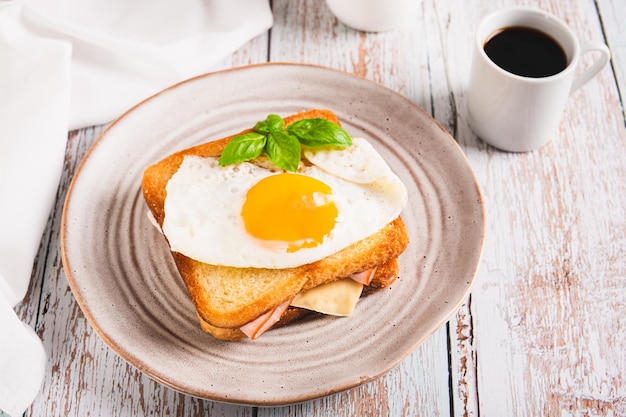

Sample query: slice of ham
[239,300,291,340]
[240,267,377,340]
[349,267,377,285]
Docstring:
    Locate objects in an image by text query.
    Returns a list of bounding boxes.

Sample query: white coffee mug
[324,0,414,32]
[466,6,610,152]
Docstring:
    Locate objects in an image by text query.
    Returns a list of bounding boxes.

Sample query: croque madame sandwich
[142,109,409,340]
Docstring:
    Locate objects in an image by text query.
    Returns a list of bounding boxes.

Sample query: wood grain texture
[597,0,626,122]
[6,0,625,416]
[446,1,626,416]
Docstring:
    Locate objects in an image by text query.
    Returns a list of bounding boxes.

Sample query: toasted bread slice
[171,216,407,329]
[197,258,400,341]
[142,109,409,337]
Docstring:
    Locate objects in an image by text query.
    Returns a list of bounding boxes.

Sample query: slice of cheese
[290,278,364,316]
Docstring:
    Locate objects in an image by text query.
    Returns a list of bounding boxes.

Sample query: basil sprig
[218,114,352,172]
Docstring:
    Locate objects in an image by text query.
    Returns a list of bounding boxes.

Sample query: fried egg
[162,137,407,268]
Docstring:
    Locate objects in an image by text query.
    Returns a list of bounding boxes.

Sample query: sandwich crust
[172,216,407,329]
[197,257,401,341]
[142,109,409,339]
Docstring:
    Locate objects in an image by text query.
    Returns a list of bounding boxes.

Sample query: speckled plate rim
[61,62,486,406]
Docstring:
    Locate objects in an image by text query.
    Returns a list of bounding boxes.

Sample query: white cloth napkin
[0,0,272,415]
[0,291,46,417]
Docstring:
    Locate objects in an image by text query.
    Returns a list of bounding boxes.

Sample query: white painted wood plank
[443,0,626,416]
[259,327,450,417]
[417,2,486,416]
[597,0,626,115]
[270,0,434,111]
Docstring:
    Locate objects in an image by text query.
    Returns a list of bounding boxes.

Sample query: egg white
[162,137,407,268]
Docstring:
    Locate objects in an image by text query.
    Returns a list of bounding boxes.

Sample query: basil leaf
[217,114,352,171]
[218,132,267,166]
[286,118,352,147]
[254,114,284,133]
[265,131,301,172]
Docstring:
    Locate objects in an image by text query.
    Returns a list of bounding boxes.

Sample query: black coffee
[483,26,568,78]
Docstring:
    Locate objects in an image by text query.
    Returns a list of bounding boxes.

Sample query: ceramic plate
[61,63,485,405]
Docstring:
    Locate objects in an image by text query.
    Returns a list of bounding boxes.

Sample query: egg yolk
[241,173,338,251]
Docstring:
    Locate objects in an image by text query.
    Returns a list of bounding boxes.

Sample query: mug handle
[570,41,611,94]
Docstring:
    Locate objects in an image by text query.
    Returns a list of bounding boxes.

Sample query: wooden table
[8,0,626,415]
